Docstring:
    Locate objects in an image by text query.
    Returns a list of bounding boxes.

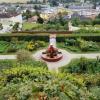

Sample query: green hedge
[0,35,49,42]
[57,35,100,42]
[0,34,100,42]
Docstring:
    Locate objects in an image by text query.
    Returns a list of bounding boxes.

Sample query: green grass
[22,22,42,30]
[79,25,100,28]
[0,41,9,53]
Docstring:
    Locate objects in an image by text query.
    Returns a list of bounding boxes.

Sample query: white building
[0,13,23,33]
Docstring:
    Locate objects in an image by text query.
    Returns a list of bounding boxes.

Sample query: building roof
[0,13,19,18]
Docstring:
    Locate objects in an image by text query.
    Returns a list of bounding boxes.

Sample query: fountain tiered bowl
[41,45,63,62]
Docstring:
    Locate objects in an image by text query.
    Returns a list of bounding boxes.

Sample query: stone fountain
[41,34,63,62]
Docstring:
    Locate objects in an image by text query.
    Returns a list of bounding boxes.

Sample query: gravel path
[0,50,100,72]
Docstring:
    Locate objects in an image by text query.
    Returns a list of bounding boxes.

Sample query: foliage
[72,18,80,26]
[74,28,100,34]
[26,40,46,51]
[60,57,100,74]
[0,60,16,70]
[37,16,44,24]
[0,23,3,30]
[92,19,100,26]
[0,41,9,53]
[63,38,100,52]
[22,10,32,20]
[0,40,46,54]
[77,38,99,51]
[12,22,20,31]
[0,59,47,71]
[96,13,100,19]
[22,19,68,31]
[0,67,94,100]
[26,41,36,51]
[50,0,59,6]
[16,49,33,63]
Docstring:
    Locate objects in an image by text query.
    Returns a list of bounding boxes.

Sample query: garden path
[33,49,100,72]
[0,49,100,72]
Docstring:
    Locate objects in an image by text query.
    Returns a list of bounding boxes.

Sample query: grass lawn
[79,25,100,31]
[22,22,42,30]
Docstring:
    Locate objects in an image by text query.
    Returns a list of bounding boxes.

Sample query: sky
[0,0,29,3]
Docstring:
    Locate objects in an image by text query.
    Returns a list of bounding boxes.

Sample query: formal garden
[59,57,100,99]
[0,38,47,54]
[0,35,100,99]
[0,0,100,99]
[58,38,100,53]
[0,50,100,99]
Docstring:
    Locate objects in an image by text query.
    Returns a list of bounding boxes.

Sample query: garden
[59,57,100,99]
[0,37,47,54]
[0,35,100,54]
[22,22,68,31]
[58,38,100,53]
[0,35,100,99]
[0,50,100,99]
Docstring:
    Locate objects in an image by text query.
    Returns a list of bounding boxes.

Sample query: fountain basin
[41,53,63,62]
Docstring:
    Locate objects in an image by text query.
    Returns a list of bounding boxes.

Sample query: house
[28,16,38,23]
[0,13,23,33]
[69,3,93,11]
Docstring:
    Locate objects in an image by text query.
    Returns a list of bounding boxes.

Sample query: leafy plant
[16,49,33,63]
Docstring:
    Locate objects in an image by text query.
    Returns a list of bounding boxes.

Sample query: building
[0,13,23,33]
[28,16,38,23]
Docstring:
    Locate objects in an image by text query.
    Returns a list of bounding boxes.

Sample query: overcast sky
[0,0,29,3]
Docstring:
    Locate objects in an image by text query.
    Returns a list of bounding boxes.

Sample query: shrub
[77,38,99,51]
[0,67,94,100]
[7,45,17,53]
[26,41,46,51]
[35,41,46,47]
[0,41,9,53]
[63,38,100,52]
[26,41,36,51]
[60,57,100,74]
[17,49,33,63]
[65,38,76,46]
[0,60,16,70]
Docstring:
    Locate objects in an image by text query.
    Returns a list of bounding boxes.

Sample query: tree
[96,13,100,19]
[22,10,32,20]
[12,22,19,31]
[72,18,80,26]
[51,0,59,6]
[93,0,96,9]
[34,5,41,10]
[37,16,44,24]
[92,19,100,26]
[81,20,90,27]
[58,13,65,26]
[0,23,3,30]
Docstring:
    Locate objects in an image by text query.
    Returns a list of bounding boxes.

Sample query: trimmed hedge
[0,35,49,42]
[0,34,100,42]
[56,35,100,42]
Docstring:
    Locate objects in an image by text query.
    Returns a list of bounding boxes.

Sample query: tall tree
[0,23,3,30]
[12,22,19,31]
